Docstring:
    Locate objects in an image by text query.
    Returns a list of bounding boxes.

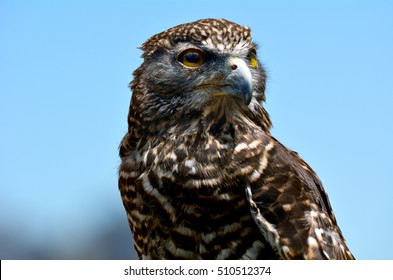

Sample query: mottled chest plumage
[119,128,275,259]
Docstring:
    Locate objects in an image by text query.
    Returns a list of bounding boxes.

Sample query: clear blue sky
[1,0,392,259]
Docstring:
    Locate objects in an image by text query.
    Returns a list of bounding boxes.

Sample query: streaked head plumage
[129,18,271,137]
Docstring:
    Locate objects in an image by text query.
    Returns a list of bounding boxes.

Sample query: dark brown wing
[246,137,354,259]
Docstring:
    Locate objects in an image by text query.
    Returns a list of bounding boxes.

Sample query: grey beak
[223,57,253,105]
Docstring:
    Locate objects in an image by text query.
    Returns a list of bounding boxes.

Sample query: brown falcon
[118,18,354,260]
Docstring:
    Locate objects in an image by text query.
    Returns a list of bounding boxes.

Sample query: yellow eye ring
[249,52,258,68]
[177,49,206,68]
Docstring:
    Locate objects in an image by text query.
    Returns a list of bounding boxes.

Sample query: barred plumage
[118,18,354,259]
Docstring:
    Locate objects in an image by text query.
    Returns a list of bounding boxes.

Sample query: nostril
[231,64,237,70]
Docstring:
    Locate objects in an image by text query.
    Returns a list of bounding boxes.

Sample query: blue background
[1,0,392,259]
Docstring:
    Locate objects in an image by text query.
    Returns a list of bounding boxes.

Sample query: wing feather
[247,137,354,259]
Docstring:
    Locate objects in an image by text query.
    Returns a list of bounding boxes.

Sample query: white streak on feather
[249,139,262,149]
[141,174,176,221]
[119,170,138,179]
[234,165,254,176]
[184,177,222,188]
[245,185,285,259]
[165,240,196,259]
[216,247,234,259]
[307,236,318,247]
[234,142,248,154]
[174,225,196,237]
[184,158,197,174]
[240,240,265,259]
[249,170,261,182]
[184,158,196,168]
[217,43,225,51]
[201,232,217,244]
[258,139,275,174]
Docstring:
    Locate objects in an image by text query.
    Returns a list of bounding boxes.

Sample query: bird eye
[177,49,206,68]
[249,52,258,68]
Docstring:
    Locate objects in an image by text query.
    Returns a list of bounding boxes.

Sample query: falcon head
[129,18,271,137]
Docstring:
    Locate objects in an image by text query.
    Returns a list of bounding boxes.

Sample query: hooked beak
[221,57,253,105]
